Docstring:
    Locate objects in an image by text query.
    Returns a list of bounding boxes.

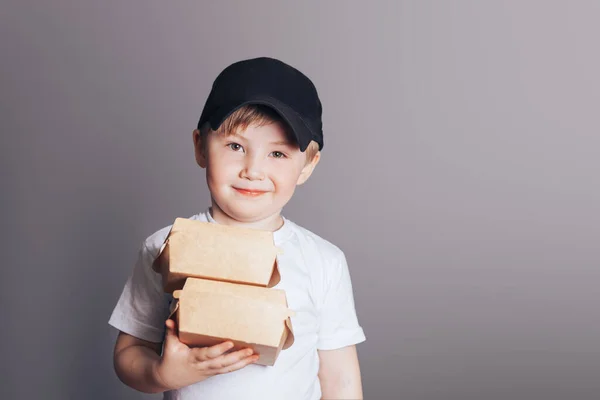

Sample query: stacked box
[153,217,295,366]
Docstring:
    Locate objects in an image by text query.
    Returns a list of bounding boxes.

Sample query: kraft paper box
[153,218,282,293]
[170,277,295,366]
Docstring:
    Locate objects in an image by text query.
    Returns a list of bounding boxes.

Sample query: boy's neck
[208,204,284,232]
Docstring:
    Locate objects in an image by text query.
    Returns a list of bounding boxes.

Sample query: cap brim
[208,97,313,152]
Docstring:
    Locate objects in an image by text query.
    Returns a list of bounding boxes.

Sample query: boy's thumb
[164,319,178,342]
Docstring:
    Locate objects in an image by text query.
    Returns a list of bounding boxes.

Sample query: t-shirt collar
[201,208,292,245]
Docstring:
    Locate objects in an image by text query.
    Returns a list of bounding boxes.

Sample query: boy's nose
[240,157,265,181]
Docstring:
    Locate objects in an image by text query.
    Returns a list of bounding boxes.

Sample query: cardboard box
[170,277,295,366]
[153,218,282,293]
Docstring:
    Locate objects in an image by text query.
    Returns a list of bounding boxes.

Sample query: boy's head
[192,57,323,224]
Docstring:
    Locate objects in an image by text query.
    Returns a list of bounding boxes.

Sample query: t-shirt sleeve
[108,241,170,343]
[316,251,366,350]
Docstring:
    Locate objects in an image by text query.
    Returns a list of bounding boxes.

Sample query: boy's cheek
[207,157,236,175]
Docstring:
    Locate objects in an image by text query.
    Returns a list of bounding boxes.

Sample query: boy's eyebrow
[226,132,294,147]
[226,132,247,141]
[270,140,294,146]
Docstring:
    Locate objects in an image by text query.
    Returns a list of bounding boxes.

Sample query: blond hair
[200,105,320,163]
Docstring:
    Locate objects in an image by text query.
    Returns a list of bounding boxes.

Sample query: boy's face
[193,122,319,226]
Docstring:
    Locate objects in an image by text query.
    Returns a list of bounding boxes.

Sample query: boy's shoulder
[283,218,346,263]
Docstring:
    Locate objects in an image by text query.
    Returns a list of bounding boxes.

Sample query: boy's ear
[296,151,321,186]
[193,129,207,168]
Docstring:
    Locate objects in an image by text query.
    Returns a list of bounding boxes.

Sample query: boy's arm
[113,332,166,393]
[318,345,363,400]
[113,320,259,393]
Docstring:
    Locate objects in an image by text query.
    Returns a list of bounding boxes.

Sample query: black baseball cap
[197,57,323,151]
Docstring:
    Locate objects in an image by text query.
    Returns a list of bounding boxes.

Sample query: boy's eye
[271,151,286,159]
[228,143,244,152]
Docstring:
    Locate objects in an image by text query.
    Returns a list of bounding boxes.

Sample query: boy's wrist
[149,358,172,393]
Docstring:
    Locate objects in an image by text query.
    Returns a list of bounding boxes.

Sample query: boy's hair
[200,104,320,163]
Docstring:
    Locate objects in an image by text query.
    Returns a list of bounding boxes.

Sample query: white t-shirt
[108,209,366,400]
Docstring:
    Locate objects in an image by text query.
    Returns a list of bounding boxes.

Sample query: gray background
[1,1,599,399]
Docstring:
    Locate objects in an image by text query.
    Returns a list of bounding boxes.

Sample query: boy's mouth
[233,187,268,197]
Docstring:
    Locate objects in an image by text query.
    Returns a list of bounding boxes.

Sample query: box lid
[153,218,283,290]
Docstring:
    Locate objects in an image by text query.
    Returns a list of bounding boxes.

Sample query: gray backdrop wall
[2,1,599,399]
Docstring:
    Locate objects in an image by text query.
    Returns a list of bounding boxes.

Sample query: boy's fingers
[191,341,235,361]
[207,348,255,370]
[214,354,260,375]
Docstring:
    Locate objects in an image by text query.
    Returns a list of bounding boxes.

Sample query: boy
[109,57,366,399]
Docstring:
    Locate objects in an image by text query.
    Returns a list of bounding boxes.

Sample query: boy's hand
[152,319,259,391]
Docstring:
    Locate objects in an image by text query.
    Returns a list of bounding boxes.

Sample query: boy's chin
[216,204,281,224]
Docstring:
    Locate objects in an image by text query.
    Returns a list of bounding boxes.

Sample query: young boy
[108,57,366,399]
